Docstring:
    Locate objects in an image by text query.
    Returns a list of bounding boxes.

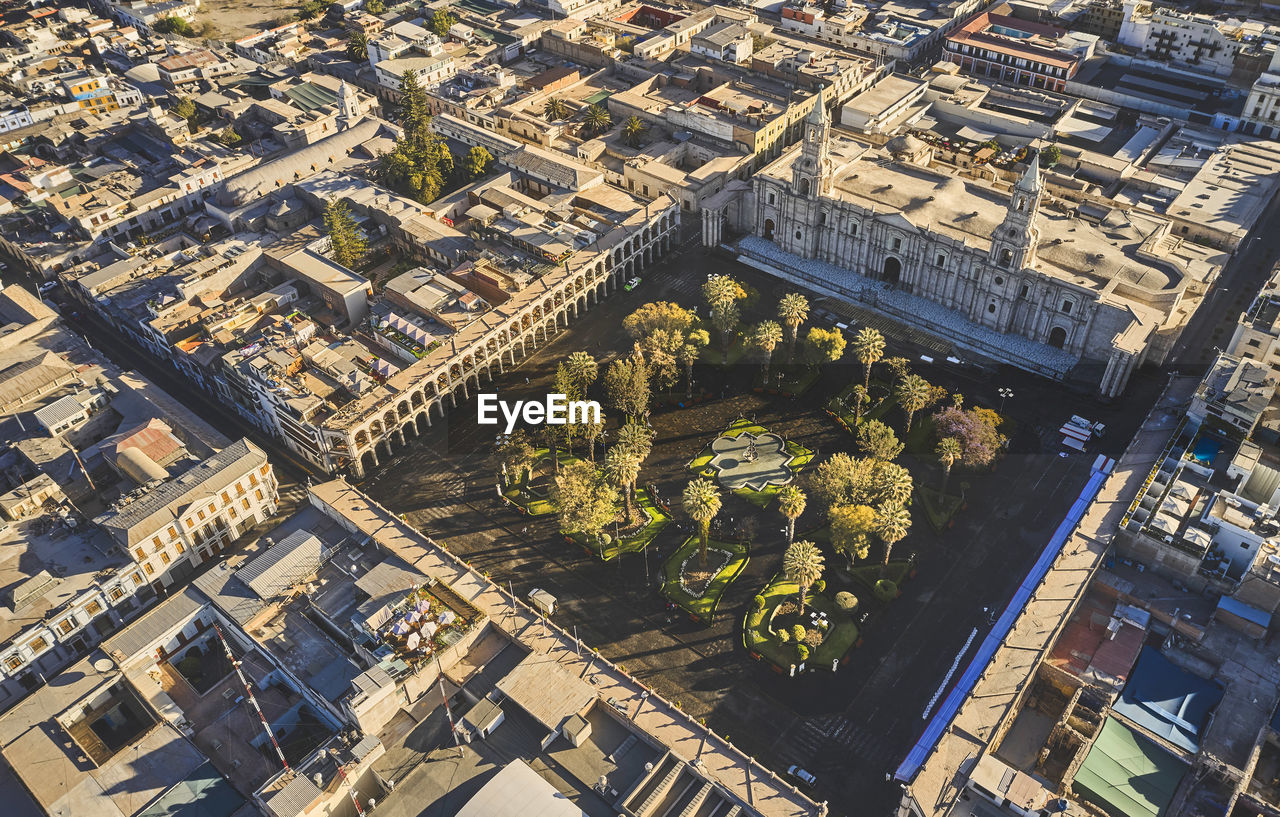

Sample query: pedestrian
[525,377,530,384]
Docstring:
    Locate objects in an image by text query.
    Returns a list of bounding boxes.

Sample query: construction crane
[213,622,290,773]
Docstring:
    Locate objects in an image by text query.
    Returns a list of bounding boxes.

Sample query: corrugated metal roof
[264,773,322,817]
[32,393,86,429]
[138,761,245,817]
[237,529,324,600]
[103,586,206,660]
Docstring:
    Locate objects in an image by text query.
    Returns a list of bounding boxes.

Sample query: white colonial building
[710,93,1216,397]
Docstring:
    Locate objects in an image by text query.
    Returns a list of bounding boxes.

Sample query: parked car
[787,766,817,787]
[37,281,58,295]
[624,277,642,291]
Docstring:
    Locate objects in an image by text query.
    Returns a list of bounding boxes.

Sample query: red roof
[947,11,1078,70]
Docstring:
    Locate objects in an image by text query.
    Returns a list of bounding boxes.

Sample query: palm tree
[702,275,739,312]
[777,485,806,544]
[783,540,825,615]
[874,501,911,569]
[896,374,931,432]
[603,447,641,522]
[852,327,885,389]
[621,115,647,146]
[936,437,962,493]
[851,385,868,426]
[615,422,652,461]
[753,321,784,382]
[583,103,612,135]
[679,343,699,399]
[566,351,598,396]
[683,478,722,567]
[544,97,569,121]
[778,293,809,365]
[874,463,913,505]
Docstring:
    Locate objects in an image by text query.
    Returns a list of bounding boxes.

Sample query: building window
[249,473,259,487]
[994,276,1003,286]
[152,536,162,549]
[168,526,177,539]
[109,587,124,601]
[242,499,251,510]
[160,552,171,565]
[892,237,902,251]
[143,563,155,576]
[999,249,1013,267]
[175,541,185,554]
[185,519,194,529]
[27,637,47,653]
[1061,300,1073,314]
[767,192,776,205]
[207,503,216,514]
[221,491,230,504]
[255,489,264,501]
[4,656,21,672]
[135,547,145,560]
[57,619,74,636]
[936,254,945,266]
[988,303,996,314]
[850,223,858,237]
[1248,338,1261,348]
[131,573,143,586]
[795,230,803,240]
[197,510,205,521]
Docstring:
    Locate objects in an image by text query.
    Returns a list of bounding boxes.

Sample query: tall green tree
[683,478,722,567]
[852,327,885,389]
[323,198,367,269]
[679,342,700,399]
[872,462,913,506]
[583,103,612,135]
[615,422,653,462]
[566,351,598,395]
[885,357,911,390]
[710,302,740,365]
[896,374,931,433]
[583,416,605,462]
[603,447,641,523]
[553,363,580,455]
[804,326,845,365]
[346,29,369,61]
[850,384,868,426]
[398,68,430,145]
[428,8,456,36]
[604,355,651,422]
[553,461,619,543]
[621,115,647,146]
[463,146,493,180]
[366,0,385,12]
[752,320,783,382]
[778,292,809,365]
[777,485,806,544]
[936,437,962,494]
[809,452,876,511]
[783,540,824,615]
[857,419,903,462]
[543,97,569,121]
[829,504,876,565]
[497,429,536,485]
[874,501,911,569]
[624,301,695,339]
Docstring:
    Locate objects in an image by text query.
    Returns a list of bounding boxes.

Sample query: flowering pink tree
[932,406,1005,467]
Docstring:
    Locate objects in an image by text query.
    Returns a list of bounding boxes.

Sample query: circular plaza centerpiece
[708,432,795,492]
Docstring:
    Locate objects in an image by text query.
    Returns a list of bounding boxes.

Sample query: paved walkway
[900,375,1197,817]
[310,480,824,817]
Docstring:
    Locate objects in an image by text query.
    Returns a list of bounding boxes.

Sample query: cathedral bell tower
[990,153,1042,271]
[791,89,832,199]
[337,80,360,131]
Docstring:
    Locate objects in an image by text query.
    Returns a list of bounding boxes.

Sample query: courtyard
[356,246,1167,816]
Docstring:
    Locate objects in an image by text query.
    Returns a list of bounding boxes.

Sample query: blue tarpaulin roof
[895,465,1110,782]
[1216,595,1271,629]
[1111,646,1222,754]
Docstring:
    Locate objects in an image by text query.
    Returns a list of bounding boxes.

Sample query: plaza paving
[355,247,1170,816]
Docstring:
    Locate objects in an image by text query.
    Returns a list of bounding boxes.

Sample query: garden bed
[501,448,585,516]
[569,488,671,561]
[846,560,914,598]
[743,574,860,672]
[825,382,894,434]
[662,537,749,624]
[916,484,965,532]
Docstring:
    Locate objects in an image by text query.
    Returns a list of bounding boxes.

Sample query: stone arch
[397,401,410,418]
[416,412,430,434]
[360,451,377,473]
[411,391,424,408]
[1048,326,1068,349]
[883,256,902,285]
[355,429,369,448]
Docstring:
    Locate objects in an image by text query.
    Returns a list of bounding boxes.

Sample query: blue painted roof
[1216,595,1271,629]
[1111,646,1223,755]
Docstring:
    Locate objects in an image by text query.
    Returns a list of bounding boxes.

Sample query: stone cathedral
[711,91,1217,397]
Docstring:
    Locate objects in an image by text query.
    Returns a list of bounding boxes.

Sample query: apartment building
[945,11,1096,92]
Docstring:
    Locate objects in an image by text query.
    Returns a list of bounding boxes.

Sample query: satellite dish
[93,658,114,673]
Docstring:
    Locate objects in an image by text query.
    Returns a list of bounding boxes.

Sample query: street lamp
[998,387,1014,414]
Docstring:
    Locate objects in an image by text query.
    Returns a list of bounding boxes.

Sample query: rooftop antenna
[213,622,290,773]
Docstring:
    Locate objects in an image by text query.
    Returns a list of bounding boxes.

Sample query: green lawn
[571,489,671,561]
[903,414,937,456]
[687,421,812,508]
[661,536,750,624]
[743,574,860,671]
[916,483,964,532]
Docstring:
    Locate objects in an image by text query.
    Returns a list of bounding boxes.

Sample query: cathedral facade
[727,93,1212,397]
